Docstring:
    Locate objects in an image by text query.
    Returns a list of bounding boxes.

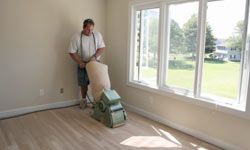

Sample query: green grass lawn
[140,61,240,100]
[202,61,240,99]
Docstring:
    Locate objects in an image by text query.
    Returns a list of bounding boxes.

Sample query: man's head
[83,18,95,36]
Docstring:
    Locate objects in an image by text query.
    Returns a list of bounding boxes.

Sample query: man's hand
[69,53,85,68]
[79,62,86,69]
[90,55,96,61]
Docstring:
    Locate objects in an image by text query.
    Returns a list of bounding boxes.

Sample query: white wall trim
[0,99,80,119]
[123,102,241,150]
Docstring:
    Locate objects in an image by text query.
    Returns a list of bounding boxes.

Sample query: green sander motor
[92,89,127,128]
[86,61,127,128]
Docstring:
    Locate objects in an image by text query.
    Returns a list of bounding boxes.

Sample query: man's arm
[69,52,85,68]
[91,32,105,60]
[95,47,105,58]
[90,47,105,61]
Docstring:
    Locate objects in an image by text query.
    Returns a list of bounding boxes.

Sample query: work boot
[86,102,94,108]
[79,98,87,110]
[86,97,94,108]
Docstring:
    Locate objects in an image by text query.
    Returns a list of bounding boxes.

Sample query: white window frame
[127,0,250,115]
[160,0,200,98]
[128,2,163,88]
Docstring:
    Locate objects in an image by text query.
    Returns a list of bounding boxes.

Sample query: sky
[170,0,246,39]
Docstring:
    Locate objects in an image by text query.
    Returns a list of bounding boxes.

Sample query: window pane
[165,2,199,90]
[134,8,160,85]
[202,0,246,100]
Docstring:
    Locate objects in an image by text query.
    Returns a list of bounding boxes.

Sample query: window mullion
[194,0,207,98]
[158,2,168,89]
[129,5,136,83]
[161,4,170,90]
[138,10,144,82]
[138,10,142,81]
[239,0,250,105]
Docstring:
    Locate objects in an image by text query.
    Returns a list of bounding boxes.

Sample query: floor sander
[85,61,127,128]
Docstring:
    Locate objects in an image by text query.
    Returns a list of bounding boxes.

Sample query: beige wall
[106,0,250,149]
[0,0,106,111]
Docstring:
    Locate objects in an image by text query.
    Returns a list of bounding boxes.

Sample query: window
[129,0,250,110]
[201,0,247,101]
[164,1,199,91]
[133,8,160,86]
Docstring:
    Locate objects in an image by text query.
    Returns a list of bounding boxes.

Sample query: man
[68,19,105,109]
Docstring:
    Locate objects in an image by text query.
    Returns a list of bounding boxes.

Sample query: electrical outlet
[60,88,64,94]
[40,89,44,96]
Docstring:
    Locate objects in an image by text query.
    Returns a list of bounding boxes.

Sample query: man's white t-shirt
[68,31,105,62]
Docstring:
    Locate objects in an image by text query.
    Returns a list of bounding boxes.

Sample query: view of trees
[137,11,244,69]
[170,14,216,57]
[134,0,248,100]
[226,20,244,50]
[135,7,245,99]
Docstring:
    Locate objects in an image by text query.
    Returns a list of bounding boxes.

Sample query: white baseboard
[123,102,240,150]
[0,99,80,119]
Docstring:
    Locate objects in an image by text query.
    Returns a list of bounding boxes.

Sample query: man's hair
[83,18,95,28]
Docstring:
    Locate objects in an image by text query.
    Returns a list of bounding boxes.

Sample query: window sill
[127,81,248,118]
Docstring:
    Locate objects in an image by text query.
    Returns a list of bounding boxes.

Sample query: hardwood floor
[0,106,222,150]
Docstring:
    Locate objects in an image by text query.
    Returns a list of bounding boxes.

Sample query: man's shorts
[77,67,89,87]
